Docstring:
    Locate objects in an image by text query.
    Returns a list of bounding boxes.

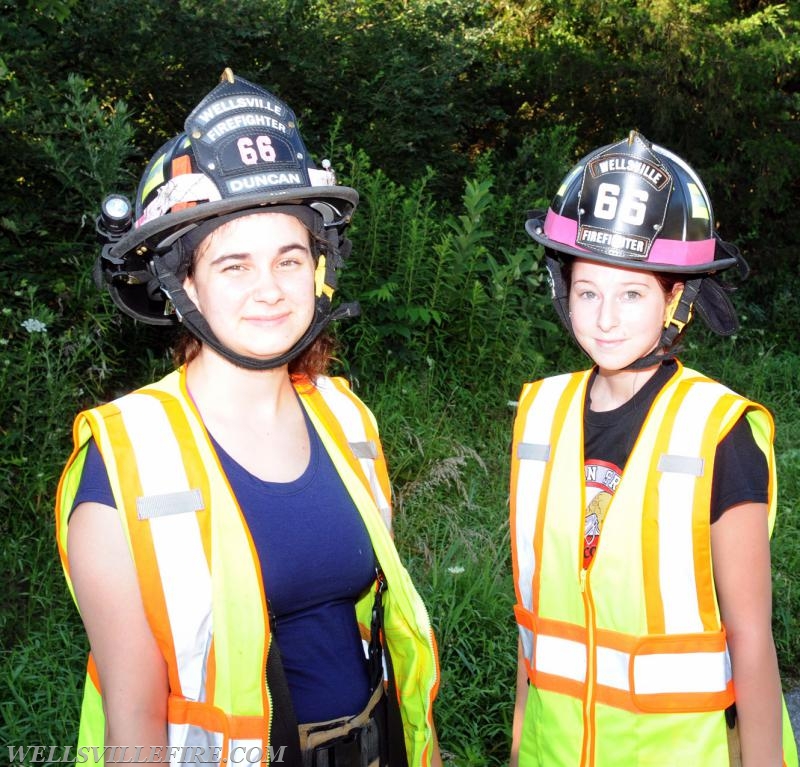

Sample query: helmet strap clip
[662,278,702,347]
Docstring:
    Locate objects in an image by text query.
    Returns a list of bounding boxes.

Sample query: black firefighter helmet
[524,131,749,362]
[95,68,359,370]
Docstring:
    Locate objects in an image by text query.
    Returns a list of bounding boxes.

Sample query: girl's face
[568,259,681,373]
[183,212,316,362]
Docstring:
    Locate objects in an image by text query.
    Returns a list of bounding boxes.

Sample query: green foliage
[366,370,518,764]
[2,0,798,287]
[335,139,566,390]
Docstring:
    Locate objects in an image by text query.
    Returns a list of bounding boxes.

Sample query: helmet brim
[112,185,359,262]
[525,215,739,275]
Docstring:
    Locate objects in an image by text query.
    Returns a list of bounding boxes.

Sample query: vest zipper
[580,565,598,767]
[264,606,274,767]
[264,662,273,765]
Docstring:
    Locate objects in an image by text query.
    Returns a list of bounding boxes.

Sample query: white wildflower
[447,565,465,575]
[21,318,47,333]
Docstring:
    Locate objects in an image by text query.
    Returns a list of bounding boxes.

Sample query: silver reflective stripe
[229,738,265,767]
[657,454,704,476]
[633,649,731,694]
[517,442,551,462]
[119,391,212,702]
[168,723,222,765]
[137,488,205,520]
[312,376,392,531]
[531,632,731,695]
[519,627,534,671]
[349,440,378,460]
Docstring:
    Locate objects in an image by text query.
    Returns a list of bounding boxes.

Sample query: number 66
[593,182,648,226]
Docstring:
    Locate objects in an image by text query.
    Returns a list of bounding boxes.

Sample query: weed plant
[334,143,564,393]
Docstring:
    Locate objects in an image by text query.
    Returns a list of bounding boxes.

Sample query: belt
[299,684,384,767]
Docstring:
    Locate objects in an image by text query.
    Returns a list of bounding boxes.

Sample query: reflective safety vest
[56,369,439,767]
[510,363,798,767]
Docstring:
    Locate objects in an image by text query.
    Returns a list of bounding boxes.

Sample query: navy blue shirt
[72,407,376,723]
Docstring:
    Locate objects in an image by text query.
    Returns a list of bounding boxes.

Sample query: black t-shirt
[583,361,769,524]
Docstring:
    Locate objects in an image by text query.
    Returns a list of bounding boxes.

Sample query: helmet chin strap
[549,253,704,372]
[151,258,359,371]
[621,278,702,370]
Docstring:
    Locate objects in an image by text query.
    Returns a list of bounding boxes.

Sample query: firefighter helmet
[94,69,358,370]
[525,131,748,355]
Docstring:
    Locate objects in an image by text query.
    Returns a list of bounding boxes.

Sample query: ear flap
[337,237,353,263]
[693,276,740,336]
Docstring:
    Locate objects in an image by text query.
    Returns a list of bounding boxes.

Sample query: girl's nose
[596,298,619,331]
[251,268,282,303]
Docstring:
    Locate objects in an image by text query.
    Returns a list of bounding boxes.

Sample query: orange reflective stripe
[508,382,533,605]
[510,378,548,623]
[168,697,227,731]
[537,613,589,645]
[303,385,367,488]
[631,685,734,714]
[425,628,440,732]
[168,697,265,739]
[87,653,101,691]
[99,403,185,696]
[532,667,733,715]
[642,380,691,635]
[327,376,392,508]
[169,155,196,212]
[299,377,393,533]
[205,637,217,706]
[533,669,587,701]
[534,374,584,612]
[694,394,736,631]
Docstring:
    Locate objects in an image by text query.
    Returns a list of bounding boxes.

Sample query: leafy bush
[334,139,568,391]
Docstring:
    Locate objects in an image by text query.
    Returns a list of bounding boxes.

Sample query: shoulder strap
[265,604,303,766]
[370,571,410,767]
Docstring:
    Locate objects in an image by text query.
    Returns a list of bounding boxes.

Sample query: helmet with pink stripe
[526,131,740,273]
[525,131,749,360]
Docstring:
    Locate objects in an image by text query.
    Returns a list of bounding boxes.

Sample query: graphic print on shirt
[583,459,622,568]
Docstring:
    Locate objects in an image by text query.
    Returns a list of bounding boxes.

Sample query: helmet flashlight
[97,194,133,241]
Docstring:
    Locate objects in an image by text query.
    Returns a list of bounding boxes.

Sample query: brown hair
[653,272,684,295]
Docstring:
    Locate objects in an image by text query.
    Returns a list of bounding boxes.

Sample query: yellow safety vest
[56,369,439,766]
[510,362,798,766]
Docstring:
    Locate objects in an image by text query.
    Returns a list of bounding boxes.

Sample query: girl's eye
[623,291,641,300]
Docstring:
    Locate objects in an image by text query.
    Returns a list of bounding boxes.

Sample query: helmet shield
[136,76,315,226]
[577,133,672,262]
